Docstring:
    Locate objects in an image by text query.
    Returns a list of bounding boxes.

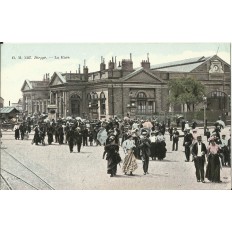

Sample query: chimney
[100,56,106,71]
[83,62,88,82]
[108,58,115,70]
[141,55,150,69]
[121,54,133,72]
[78,64,81,73]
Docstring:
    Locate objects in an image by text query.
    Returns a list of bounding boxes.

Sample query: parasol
[216,120,225,128]
[76,117,83,121]
[97,128,108,145]
[177,115,184,119]
[44,118,50,123]
[143,121,153,129]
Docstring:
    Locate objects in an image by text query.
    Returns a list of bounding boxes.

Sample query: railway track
[0,149,55,190]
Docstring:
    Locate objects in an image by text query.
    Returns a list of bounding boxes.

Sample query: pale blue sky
[1,43,230,105]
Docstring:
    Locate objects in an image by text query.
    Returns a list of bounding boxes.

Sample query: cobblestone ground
[0,127,231,190]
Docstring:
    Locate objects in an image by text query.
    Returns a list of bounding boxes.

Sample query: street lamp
[203,95,207,132]
[127,91,133,117]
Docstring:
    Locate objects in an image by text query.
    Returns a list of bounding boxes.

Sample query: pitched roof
[30,81,49,88]
[151,56,212,72]
[121,67,164,82]
[56,72,67,83]
[22,79,49,91]
[25,79,33,89]
[0,107,19,114]
[49,72,68,86]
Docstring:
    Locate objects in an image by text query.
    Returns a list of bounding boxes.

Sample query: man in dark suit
[139,131,151,175]
[75,127,83,153]
[172,128,179,151]
[183,128,193,162]
[192,135,207,183]
[66,126,75,153]
[82,126,89,146]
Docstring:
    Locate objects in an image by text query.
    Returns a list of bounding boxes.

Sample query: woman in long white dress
[122,135,138,176]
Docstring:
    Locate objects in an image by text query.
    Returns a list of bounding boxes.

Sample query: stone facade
[21,55,231,120]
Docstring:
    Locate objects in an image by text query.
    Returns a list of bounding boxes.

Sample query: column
[62,91,65,118]
[66,91,70,116]
[24,96,27,112]
[50,91,52,105]
[55,92,58,106]
[153,101,156,113]
[64,91,66,118]
[184,104,187,112]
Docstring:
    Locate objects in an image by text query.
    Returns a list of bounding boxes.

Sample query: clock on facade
[213,65,219,71]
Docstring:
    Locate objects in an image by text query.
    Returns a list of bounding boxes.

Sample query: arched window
[92,92,98,99]
[87,93,91,100]
[137,92,147,114]
[70,94,81,116]
[71,94,80,99]
[138,92,146,98]
[100,92,105,99]
[207,91,227,110]
[100,92,106,115]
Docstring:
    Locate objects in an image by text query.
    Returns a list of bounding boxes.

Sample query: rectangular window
[137,101,146,114]
[148,101,153,114]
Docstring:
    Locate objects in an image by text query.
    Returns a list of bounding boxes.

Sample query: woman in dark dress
[205,137,222,183]
[156,131,167,160]
[103,135,121,177]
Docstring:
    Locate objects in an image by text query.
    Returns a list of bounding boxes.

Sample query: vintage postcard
[0,43,231,190]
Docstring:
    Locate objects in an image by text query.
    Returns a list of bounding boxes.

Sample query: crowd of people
[10,116,231,183]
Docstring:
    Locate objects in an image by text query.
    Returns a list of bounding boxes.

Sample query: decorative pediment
[122,68,164,83]
[209,60,224,74]
[21,80,33,91]
[49,72,66,86]
[24,83,30,90]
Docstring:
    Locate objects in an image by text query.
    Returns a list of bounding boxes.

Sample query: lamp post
[203,96,207,133]
[128,91,133,118]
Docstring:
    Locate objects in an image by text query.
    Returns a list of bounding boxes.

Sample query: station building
[21,54,231,121]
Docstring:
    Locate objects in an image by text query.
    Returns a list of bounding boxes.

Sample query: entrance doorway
[70,94,81,116]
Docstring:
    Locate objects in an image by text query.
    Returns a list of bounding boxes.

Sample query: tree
[168,78,205,111]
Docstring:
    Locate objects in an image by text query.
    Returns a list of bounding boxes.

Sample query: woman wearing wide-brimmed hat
[103,135,121,177]
[122,134,138,176]
[205,137,222,183]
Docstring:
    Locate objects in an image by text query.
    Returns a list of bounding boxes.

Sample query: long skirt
[107,155,117,175]
[156,141,167,160]
[205,154,221,182]
[122,149,138,173]
[150,142,157,160]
